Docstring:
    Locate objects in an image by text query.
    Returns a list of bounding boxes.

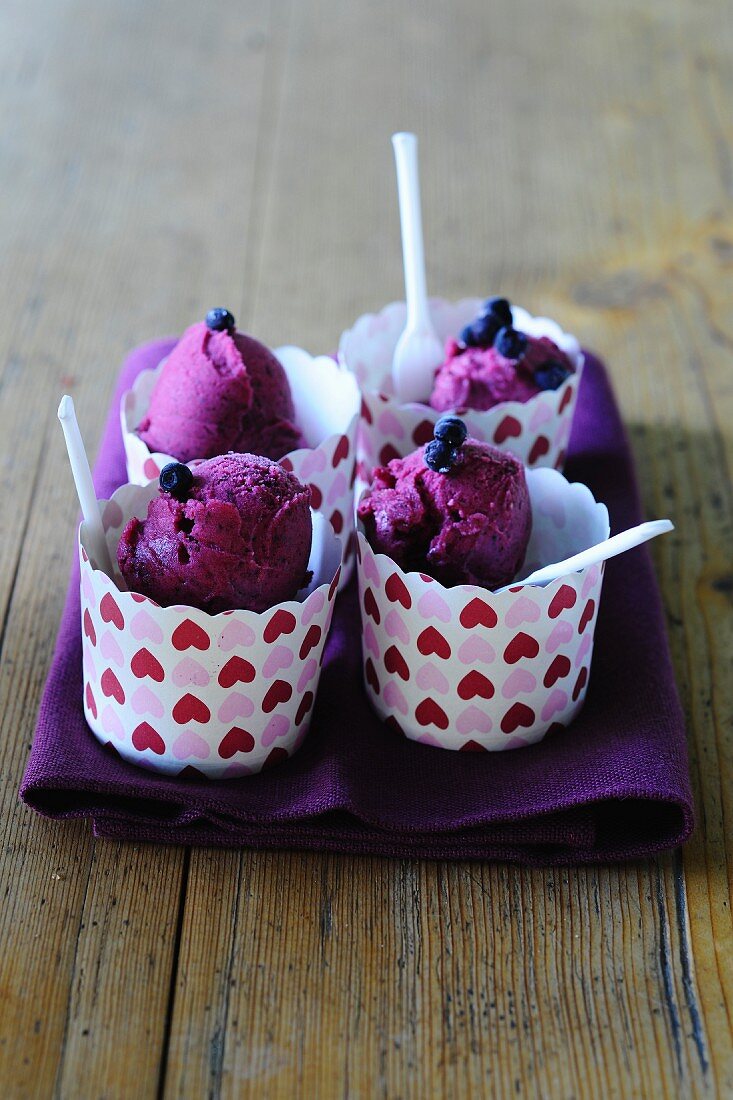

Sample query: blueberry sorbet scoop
[137,310,301,462]
[358,420,532,590]
[117,454,312,614]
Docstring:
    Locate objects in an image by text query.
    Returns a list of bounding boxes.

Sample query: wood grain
[0,0,731,1097]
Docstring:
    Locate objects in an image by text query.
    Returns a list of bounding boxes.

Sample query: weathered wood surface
[0,0,731,1096]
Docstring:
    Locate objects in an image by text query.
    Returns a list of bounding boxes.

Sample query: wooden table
[1,1,731,1096]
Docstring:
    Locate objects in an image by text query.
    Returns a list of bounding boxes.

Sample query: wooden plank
[0,0,278,1095]
[0,0,731,1096]
[161,0,731,1097]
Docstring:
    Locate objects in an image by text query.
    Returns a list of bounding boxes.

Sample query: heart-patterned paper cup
[120,345,361,584]
[80,481,342,779]
[339,299,584,486]
[356,468,609,751]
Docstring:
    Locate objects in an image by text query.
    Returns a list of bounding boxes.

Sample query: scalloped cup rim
[81,489,342,625]
[338,297,585,417]
[356,529,604,606]
[355,464,610,603]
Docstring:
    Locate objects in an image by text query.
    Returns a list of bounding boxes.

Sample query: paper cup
[339,299,584,485]
[80,481,342,779]
[355,468,609,751]
[120,345,361,583]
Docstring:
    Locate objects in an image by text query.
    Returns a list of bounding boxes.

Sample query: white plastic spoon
[58,395,115,576]
[391,132,443,402]
[495,519,674,593]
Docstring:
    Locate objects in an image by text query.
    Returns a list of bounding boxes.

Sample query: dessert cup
[355,467,609,751]
[121,345,361,583]
[339,298,584,486]
[80,480,342,779]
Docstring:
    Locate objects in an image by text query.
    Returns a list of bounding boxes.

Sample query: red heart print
[572,666,589,701]
[417,627,451,660]
[385,573,412,609]
[218,656,256,688]
[172,693,211,724]
[264,609,297,643]
[131,647,165,682]
[85,683,97,719]
[543,654,571,687]
[363,588,381,624]
[527,435,550,465]
[100,593,124,630]
[412,419,436,446]
[360,397,373,425]
[503,632,540,664]
[279,457,294,473]
[365,657,380,695]
[332,434,350,467]
[415,698,449,730]
[172,618,210,652]
[384,646,410,681]
[493,415,521,444]
[328,568,341,602]
[578,599,596,634]
[330,510,344,535]
[457,671,495,700]
[299,625,322,660]
[559,384,574,413]
[459,598,497,629]
[101,668,125,704]
[83,609,97,646]
[295,690,315,725]
[262,679,293,713]
[262,746,289,770]
[132,721,165,754]
[379,443,401,466]
[548,585,577,618]
[218,726,255,758]
[459,739,489,752]
[555,450,567,470]
[501,702,536,734]
[309,483,323,509]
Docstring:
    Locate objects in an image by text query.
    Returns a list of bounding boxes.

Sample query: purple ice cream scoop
[429,297,575,413]
[117,453,312,614]
[358,421,532,590]
[137,313,301,462]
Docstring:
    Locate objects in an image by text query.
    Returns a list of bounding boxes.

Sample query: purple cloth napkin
[20,340,694,863]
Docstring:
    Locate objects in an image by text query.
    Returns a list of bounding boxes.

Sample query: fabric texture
[19,339,694,863]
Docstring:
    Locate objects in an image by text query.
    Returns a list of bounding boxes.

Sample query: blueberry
[534,360,572,391]
[494,326,528,360]
[425,440,459,473]
[205,308,236,333]
[460,315,499,349]
[459,323,478,348]
[481,296,512,326]
[159,462,194,500]
[434,415,468,448]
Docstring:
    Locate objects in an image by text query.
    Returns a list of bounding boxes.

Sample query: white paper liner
[339,298,584,484]
[120,345,360,584]
[355,468,609,751]
[80,482,342,779]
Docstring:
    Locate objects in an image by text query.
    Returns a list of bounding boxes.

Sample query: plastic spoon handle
[392,132,432,330]
[499,519,674,592]
[58,395,114,576]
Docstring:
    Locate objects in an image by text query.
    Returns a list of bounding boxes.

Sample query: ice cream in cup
[340,296,584,487]
[74,451,342,778]
[355,417,611,751]
[120,309,361,582]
